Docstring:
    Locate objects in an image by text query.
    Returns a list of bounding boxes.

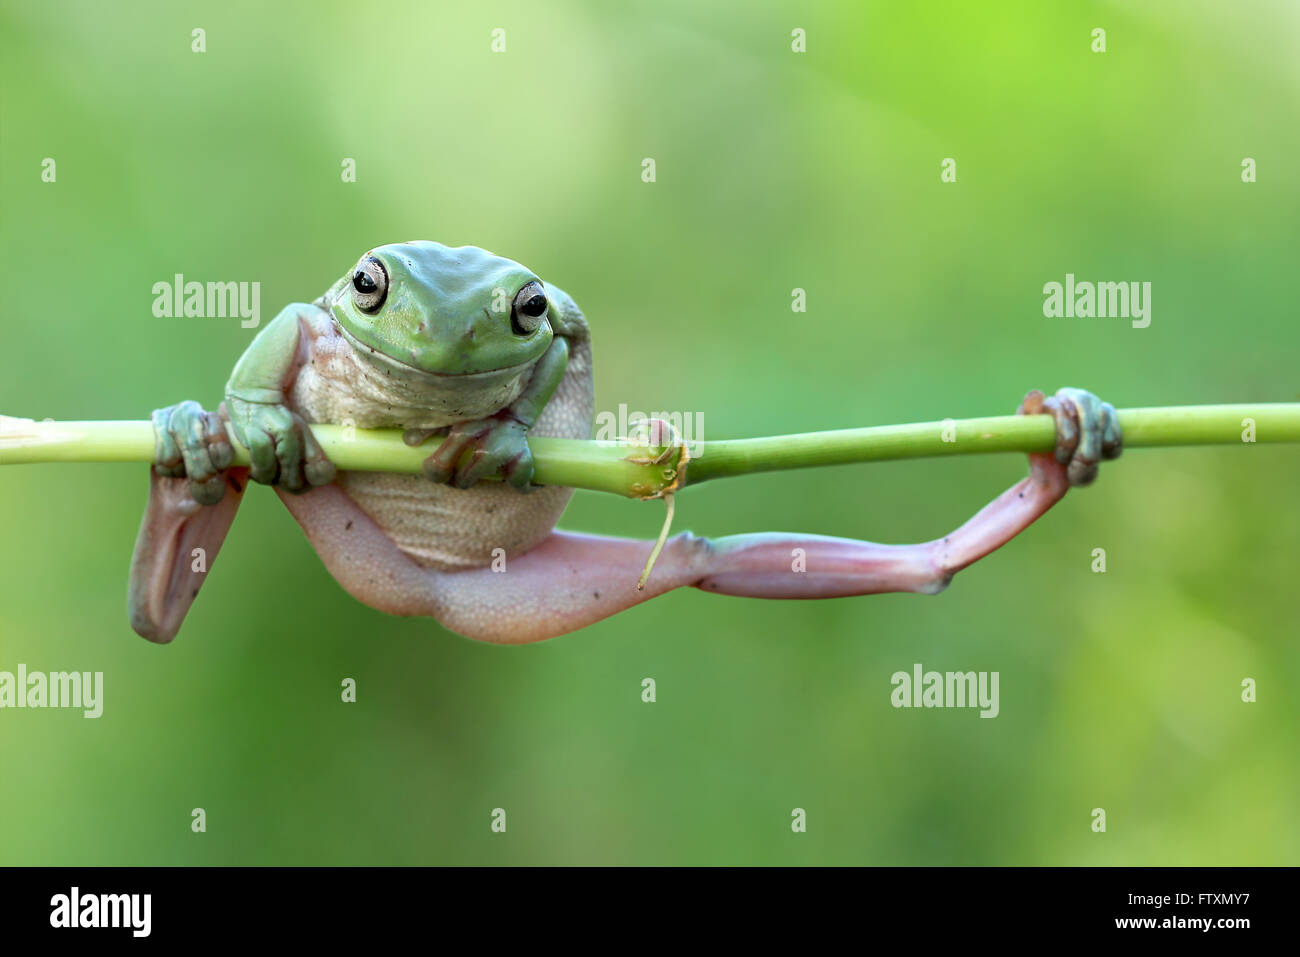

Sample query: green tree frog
[128,240,1122,644]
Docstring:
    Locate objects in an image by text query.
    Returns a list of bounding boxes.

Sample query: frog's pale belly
[333,472,576,570]
[287,309,594,571]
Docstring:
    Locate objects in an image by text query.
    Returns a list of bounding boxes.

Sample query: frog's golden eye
[351,256,388,313]
[511,281,548,336]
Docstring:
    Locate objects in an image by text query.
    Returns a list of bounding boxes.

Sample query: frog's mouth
[335,319,535,381]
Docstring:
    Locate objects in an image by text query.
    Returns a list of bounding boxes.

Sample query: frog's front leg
[277,388,1120,644]
[421,337,570,489]
[224,303,336,492]
[127,304,336,642]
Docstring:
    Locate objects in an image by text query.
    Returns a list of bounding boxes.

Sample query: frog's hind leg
[272,387,1118,644]
[274,452,1072,644]
[128,401,249,642]
[128,467,249,642]
[273,484,713,643]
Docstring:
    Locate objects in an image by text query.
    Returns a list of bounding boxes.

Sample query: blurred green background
[1,0,1297,865]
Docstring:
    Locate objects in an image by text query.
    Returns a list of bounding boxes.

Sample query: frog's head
[330,241,555,376]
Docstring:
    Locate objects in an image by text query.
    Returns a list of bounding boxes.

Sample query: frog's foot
[420,411,534,490]
[131,400,249,642]
[151,400,235,505]
[1019,387,1122,487]
[224,396,335,493]
[129,465,250,642]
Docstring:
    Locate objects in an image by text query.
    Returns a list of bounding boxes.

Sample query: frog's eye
[351,257,388,313]
[511,281,548,336]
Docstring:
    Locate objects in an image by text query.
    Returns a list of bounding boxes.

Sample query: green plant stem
[683,404,1300,484]
[1,403,1296,500]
